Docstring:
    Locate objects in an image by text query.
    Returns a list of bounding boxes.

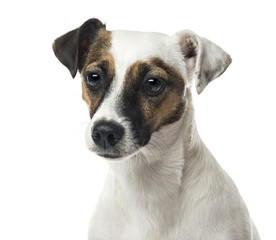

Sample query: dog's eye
[85,72,102,88]
[144,78,164,95]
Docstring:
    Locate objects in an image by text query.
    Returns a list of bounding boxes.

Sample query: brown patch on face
[80,29,115,118]
[142,58,185,129]
[121,57,185,146]
[82,79,106,118]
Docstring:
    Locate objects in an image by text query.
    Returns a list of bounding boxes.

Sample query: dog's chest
[88,174,184,240]
[90,216,180,240]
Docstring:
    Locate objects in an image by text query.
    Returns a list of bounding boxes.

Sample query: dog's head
[53,18,231,160]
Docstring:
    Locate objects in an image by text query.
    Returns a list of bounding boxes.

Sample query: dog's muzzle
[92,120,125,150]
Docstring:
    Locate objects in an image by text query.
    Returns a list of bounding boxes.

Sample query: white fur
[87,30,260,240]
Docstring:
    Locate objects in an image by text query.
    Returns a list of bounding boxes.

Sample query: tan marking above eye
[83,55,115,74]
[84,65,102,74]
[145,68,168,81]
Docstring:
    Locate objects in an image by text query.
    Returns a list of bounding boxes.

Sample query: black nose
[92,121,125,149]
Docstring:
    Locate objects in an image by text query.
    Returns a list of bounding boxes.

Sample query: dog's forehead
[111,30,170,59]
[110,30,183,76]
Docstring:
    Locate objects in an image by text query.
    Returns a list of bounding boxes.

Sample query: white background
[0,0,275,239]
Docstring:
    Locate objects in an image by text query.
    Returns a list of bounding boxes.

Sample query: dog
[53,18,260,240]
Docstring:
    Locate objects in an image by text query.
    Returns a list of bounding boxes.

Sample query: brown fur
[123,57,185,132]
[82,81,91,105]
[81,29,115,118]
[82,29,113,73]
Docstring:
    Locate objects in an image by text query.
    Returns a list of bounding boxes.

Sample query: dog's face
[53,19,231,159]
[81,29,187,159]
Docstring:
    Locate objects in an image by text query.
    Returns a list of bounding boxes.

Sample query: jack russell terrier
[53,18,260,240]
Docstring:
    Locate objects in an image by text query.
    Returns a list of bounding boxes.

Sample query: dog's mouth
[92,144,143,160]
[97,152,124,159]
[89,144,136,160]
[90,140,145,160]
[95,146,145,161]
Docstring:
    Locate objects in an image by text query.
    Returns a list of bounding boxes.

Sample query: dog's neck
[108,89,207,209]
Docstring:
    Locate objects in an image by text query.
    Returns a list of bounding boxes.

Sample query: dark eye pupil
[86,73,101,87]
[146,78,163,92]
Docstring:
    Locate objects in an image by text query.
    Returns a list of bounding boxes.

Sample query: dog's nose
[92,121,125,149]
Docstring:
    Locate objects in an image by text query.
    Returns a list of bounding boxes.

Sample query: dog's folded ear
[176,30,232,94]
[52,18,106,78]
